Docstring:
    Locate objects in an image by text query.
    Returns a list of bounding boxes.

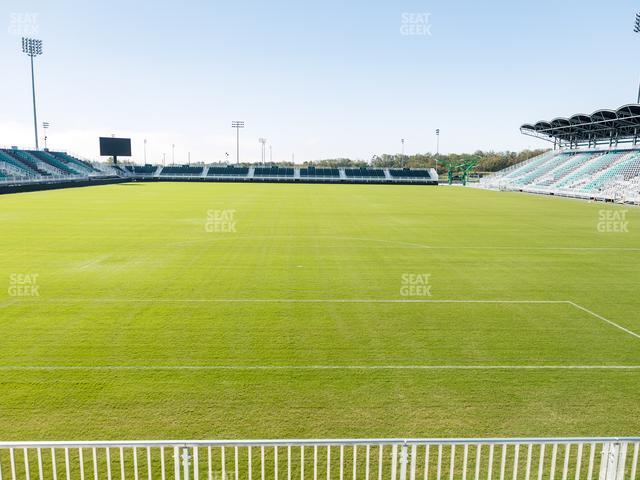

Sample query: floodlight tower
[259,138,267,164]
[232,121,245,164]
[635,13,640,103]
[21,37,43,150]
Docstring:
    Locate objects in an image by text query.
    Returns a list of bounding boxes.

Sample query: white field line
[0,365,637,371]
[567,301,640,340]
[6,298,570,304]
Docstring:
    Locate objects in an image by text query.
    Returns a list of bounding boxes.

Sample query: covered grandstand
[480,105,640,204]
[520,104,640,149]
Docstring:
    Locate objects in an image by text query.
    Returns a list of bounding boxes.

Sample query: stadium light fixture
[635,13,640,103]
[232,121,245,165]
[435,129,440,172]
[42,121,49,150]
[21,37,43,150]
[259,138,267,164]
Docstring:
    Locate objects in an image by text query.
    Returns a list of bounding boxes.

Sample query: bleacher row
[116,164,437,183]
[480,148,640,203]
[0,148,101,180]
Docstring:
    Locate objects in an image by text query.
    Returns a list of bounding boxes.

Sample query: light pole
[259,138,267,164]
[232,121,245,165]
[144,139,147,164]
[172,144,175,165]
[269,145,272,163]
[635,13,640,103]
[21,37,43,150]
[435,129,440,172]
[42,121,49,150]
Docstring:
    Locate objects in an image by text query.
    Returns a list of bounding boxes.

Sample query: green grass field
[0,183,638,440]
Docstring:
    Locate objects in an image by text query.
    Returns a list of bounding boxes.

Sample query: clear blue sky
[2,0,639,164]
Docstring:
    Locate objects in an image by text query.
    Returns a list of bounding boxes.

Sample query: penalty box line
[0,365,638,371]
[4,298,639,340]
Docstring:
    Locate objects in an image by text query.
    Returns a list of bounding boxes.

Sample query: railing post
[399,443,409,480]
[599,442,627,480]
[180,447,193,480]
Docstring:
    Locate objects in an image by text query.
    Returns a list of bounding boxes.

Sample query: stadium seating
[300,167,340,178]
[124,165,157,174]
[0,150,37,177]
[160,166,203,175]
[207,166,249,176]
[254,166,294,177]
[118,165,436,184]
[0,147,439,188]
[28,150,79,175]
[344,167,385,178]
[49,151,98,174]
[480,147,640,203]
[389,168,431,179]
[1,149,51,176]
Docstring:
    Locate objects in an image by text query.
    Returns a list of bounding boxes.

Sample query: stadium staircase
[479,147,640,203]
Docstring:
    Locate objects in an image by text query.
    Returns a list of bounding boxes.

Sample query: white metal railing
[0,438,637,480]
[0,173,113,186]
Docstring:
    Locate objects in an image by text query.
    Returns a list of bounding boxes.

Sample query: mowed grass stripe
[0,302,638,366]
[0,368,638,439]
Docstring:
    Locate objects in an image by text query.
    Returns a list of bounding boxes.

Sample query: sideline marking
[0,365,637,371]
[7,298,569,304]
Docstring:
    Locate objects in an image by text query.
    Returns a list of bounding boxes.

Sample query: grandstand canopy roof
[520,104,640,147]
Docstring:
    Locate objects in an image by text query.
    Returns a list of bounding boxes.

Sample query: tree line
[299,149,548,173]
